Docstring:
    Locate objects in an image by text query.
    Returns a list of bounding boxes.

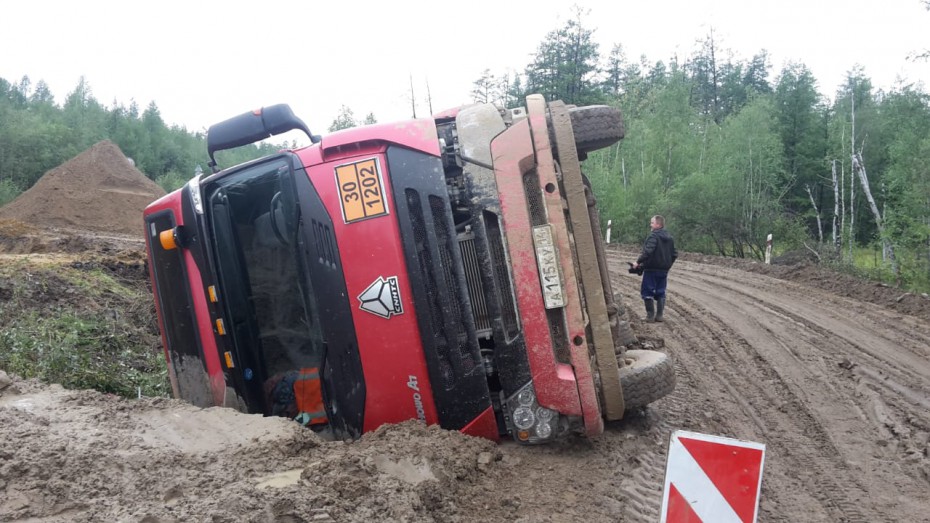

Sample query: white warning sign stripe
[660,430,766,523]
[660,433,742,523]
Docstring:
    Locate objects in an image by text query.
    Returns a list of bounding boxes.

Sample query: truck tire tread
[569,105,625,154]
[618,349,676,409]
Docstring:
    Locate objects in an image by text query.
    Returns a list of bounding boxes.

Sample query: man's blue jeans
[641,270,668,300]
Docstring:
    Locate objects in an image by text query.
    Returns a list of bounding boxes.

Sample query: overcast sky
[3,0,928,146]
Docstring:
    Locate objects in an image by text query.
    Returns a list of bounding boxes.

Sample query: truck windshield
[205,157,324,416]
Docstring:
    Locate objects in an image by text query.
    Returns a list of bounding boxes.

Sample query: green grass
[0,312,168,397]
[826,245,930,294]
[0,259,170,398]
[61,265,139,302]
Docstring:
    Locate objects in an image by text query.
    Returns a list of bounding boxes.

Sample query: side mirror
[207,104,321,170]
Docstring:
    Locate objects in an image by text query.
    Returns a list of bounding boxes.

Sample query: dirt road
[1,248,928,522]
[605,249,930,522]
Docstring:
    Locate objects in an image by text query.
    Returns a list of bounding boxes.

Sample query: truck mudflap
[546,100,626,421]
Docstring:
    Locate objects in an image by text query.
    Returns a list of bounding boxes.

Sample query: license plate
[532,225,565,309]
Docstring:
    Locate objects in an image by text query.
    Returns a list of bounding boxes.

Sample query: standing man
[633,215,677,322]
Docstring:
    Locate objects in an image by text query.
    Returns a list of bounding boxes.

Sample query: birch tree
[852,151,898,277]
[875,87,930,284]
[806,184,823,245]
[849,161,856,260]
[832,160,841,255]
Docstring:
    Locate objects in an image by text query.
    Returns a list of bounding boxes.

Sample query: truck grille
[485,213,519,338]
[406,189,474,389]
[458,234,492,336]
[430,195,465,327]
[387,146,492,432]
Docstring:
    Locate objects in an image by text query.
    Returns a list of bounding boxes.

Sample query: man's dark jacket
[637,228,677,271]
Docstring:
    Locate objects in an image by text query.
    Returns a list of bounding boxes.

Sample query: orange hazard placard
[335,158,388,223]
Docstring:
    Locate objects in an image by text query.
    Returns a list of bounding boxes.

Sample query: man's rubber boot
[644,299,655,323]
[655,297,666,322]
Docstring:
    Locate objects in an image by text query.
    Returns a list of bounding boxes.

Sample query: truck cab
[144,95,674,444]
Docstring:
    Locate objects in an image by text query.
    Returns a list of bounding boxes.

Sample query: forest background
[1,8,928,292]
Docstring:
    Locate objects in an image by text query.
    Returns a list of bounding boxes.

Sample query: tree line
[475,7,929,291]
[1,7,928,291]
[0,76,283,202]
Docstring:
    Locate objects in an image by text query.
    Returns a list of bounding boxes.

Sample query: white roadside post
[660,430,766,523]
[765,234,773,265]
[605,219,612,244]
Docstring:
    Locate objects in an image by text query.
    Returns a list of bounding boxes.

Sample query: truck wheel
[569,105,625,154]
[618,350,675,409]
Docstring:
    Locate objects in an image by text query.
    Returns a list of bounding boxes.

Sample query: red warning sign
[660,430,766,523]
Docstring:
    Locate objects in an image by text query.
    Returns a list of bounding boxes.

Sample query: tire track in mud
[612,359,694,523]
[669,261,930,509]
[600,263,772,522]
[673,262,930,378]
[604,260,814,522]
[612,252,930,425]
[668,261,930,474]
[674,264,930,432]
[665,289,875,522]
[604,252,930,522]
[601,265,768,522]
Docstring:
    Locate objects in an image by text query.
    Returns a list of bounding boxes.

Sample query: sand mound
[0,141,165,236]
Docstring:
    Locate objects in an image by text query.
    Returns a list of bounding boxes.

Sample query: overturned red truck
[143,95,675,444]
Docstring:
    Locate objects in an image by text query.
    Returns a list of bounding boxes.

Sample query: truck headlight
[536,407,554,421]
[535,419,553,439]
[504,382,564,443]
[513,406,535,430]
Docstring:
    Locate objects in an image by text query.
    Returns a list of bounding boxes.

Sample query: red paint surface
[490,119,582,416]
[183,249,225,406]
[680,437,764,523]
[320,119,440,160]
[143,195,180,396]
[526,96,603,436]
[143,192,223,406]
[667,483,704,522]
[461,407,500,441]
[300,148,441,433]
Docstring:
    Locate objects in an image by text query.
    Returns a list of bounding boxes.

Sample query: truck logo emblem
[358,276,404,318]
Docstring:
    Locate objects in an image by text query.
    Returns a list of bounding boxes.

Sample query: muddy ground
[1,232,929,522]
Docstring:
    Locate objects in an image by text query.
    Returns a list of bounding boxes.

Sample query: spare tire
[569,105,625,154]
[618,349,676,409]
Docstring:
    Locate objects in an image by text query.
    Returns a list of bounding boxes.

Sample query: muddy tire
[569,105,625,154]
[618,350,675,409]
